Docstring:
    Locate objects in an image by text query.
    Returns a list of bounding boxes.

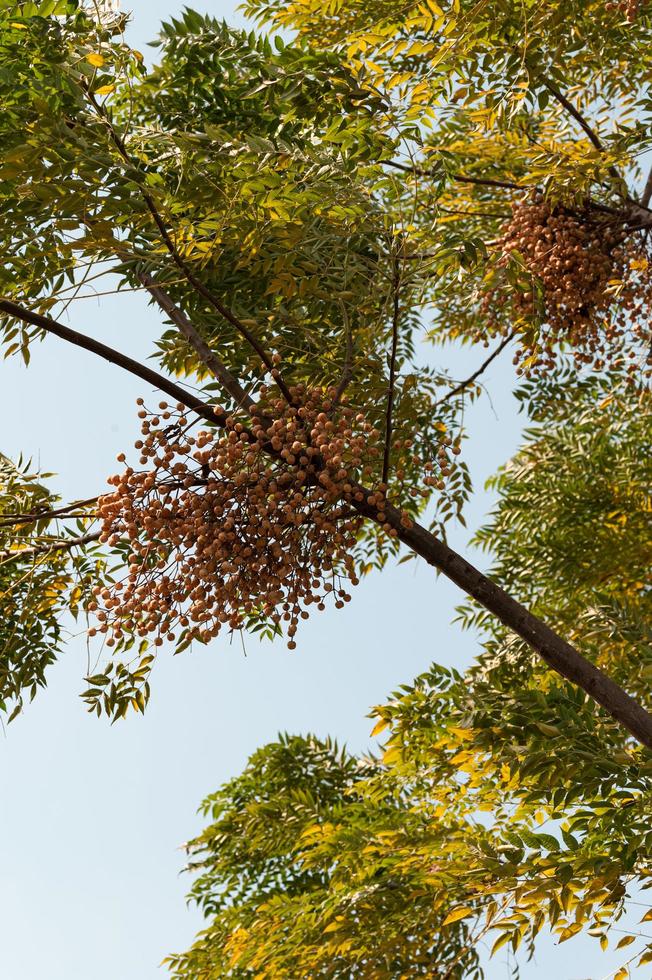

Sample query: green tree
[166,378,652,978]
[2,0,652,973]
[0,0,650,740]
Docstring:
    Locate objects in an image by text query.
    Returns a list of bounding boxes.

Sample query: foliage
[244,0,652,369]
[1,0,652,973]
[0,453,98,717]
[167,378,652,978]
[0,1,478,714]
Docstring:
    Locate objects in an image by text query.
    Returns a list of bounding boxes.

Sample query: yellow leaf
[442,907,473,926]
[323,918,343,933]
[559,922,582,942]
[616,934,636,949]
[86,53,105,67]
[449,726,474,741]
[10,22,28,29]
[521,354,539,370]
[490,932,511,956]
[640,908,652,922]
[95,84,115,96]
[614,968,629,980]
[639,948,652,965]
[370,716,389,738]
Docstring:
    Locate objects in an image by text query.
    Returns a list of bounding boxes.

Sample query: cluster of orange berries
[482,198,652,378]
[605,0,643,21]
[88,385,437,651]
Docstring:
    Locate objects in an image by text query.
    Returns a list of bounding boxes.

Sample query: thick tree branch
[4,300,652,748]
[434,332,516,406]
[83,87,295,405]
[137,271,257,414]
[642,164,652,209]
[0,299,221,427]
[351,490,652,751]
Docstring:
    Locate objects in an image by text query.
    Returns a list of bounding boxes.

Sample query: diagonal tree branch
[387,159,524,191]
[538,76,634,202]
[641,162,652,209]
[136,271,257,414]
[351,489,652,750]
[82,86,295,406]
[0,495,99,529]
[0,298,221,427]
[540,77,605,153]
[434,332,516,406]
[0,530,101,566]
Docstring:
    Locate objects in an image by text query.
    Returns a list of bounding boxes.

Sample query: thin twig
[540,76,605,153]
[333,305,354,406]
[0,495,99,529]
[387,159,524,191]
[434,332,516,406]
[0,530,101,566]
[382,254,401,485]
[137,271,257,414]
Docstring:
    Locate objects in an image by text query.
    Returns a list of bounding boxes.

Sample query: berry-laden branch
[82,85,296,406]
[482,199,652,380]
[4,300,652,748]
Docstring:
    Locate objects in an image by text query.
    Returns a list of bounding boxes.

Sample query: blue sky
[0,3,641,978]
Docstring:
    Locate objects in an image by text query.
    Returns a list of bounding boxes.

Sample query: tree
[166,378,652,978]
[1,0,651,973]
[1,0,651,739]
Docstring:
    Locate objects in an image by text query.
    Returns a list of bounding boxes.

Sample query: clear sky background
[0,3,642,979]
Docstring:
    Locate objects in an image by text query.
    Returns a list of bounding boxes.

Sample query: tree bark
[0,299,221,427]
[354,492,652,750]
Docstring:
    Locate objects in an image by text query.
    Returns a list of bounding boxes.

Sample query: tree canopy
[1,0,651,974]
[165,378,652,978]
